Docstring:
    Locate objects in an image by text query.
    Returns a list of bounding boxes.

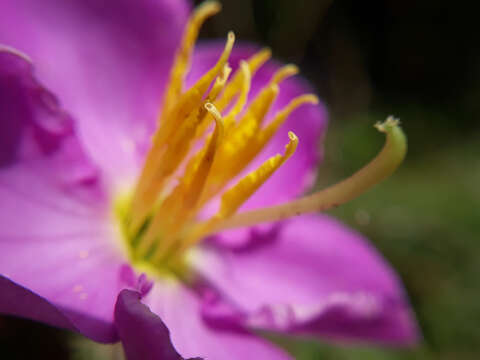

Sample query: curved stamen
[162,1,222,115]
[204,116,407,233]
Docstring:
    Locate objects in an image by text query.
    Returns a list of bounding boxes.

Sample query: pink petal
[0,47,132,342]
[143,281,292,360]
[192,215,420,345]
[0,0,190,184]
[115,289,192,360]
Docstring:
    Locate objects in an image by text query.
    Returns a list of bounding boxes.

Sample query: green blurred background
[2,0,479,358]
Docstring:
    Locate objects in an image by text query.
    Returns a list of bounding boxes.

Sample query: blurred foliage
[3,0,480,358]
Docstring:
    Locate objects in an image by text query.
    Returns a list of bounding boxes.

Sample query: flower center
[115,2,317,272]
[116,2,407,275]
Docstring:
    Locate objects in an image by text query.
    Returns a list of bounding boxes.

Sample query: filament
[204,116,407,233]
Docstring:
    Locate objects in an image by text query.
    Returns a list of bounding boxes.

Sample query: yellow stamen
[193,63,238,140]
[214,48,271,112]
[204,117,407,233]
[251,94,319,155]
[217,131,298,219]
[270,64,299,85]
[150,104,226,262]
[179,64,298,210]
[209,64,232,102]
[156,31,235,145]
[196,92,316,206]
[234,84,279,130]
[230,64,298,130]
[201,84,279,193]
[175,132,298,255]
[222,61,251,129]
[117,2,406,275]
[161,1,222,117]
[129,31,235,231]
[136,104,225,259]
[193,64,232,137]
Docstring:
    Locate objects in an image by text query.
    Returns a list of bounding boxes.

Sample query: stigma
[118,1,407,271]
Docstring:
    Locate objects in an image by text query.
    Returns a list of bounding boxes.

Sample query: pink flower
[0,1,418,359]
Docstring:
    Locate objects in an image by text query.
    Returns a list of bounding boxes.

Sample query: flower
[0,1,419,359]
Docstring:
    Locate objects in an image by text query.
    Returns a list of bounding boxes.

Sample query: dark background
[2,0,479,358]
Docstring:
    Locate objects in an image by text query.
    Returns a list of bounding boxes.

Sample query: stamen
[151,104,225,262]
[205,117,407,233]
[119,1,403,272]
[195,62,242,139]
[252,94,319,153]
[136,105,225,259]
[129,31,235,231]
[194,64,232,136]
[216,131,298,219]
[209,64,232,102]
[234,84,279,130]
[222,61,251,127]
[176,132,299,254]
[270,64,299,85]
[197,92,317,206]
[229,64,298,130]
[156,31,235,145]
[214,48,271,112]
[162,1,222,116]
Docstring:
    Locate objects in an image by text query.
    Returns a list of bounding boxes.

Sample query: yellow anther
[130,107,203,234]
[162,1,222,115]
[215,48,271,112]
[157,31,235,145]
[194,90,315,207]
[270,64,299,85]
[174,132,299,256]
[194,84,281,202]
[216,131,298,219]
[169,104,224,213]
[247,48,272,73]
[193,62,252,183]
[235,83,279,130]
[222,61,251,128]
[253,94,319,152]
[284,131,299,157]
[227,64,298,132]
[147,105,225,261]
[203,95,317,203]
[195,64,232,134]
[209,64,232,101]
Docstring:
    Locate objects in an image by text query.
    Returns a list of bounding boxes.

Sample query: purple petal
[192,215,420,345]
[143,282,292,360]
[0,0,190,183]
[0,275,83,331]
[0,47,134,342]
[115,289,195,360]
[0,275,116,342]
[189,43,328,247]
[0,46,77,167]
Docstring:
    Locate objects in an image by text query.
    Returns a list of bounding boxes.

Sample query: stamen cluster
[118,2,407,274]
[121,2,317,270]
